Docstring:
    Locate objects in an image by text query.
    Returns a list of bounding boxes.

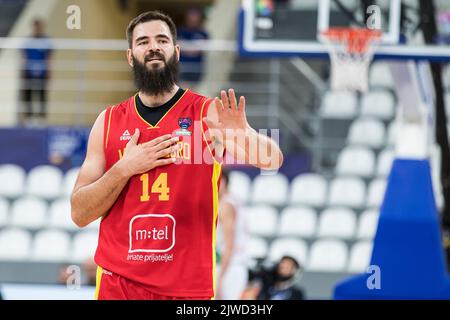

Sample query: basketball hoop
[320,27,383,92]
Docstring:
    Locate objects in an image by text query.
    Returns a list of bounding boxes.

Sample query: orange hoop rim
[321,27,383,54]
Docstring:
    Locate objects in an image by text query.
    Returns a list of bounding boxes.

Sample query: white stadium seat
[357,209,380,239]
[328,177,366,208]
[26,165,63,200]
[0,228,32,260]
[377,148,395,177]
[247,237,268,260]
[268,237,308,266]
[0,164,26,198]
[289,173,327,207]
[228,171,251,204]
[360,90,395,120]
[369,63,394,88]
[317,208,357,239]
[307,239,348,272]
[246,205,278,237]
[367,179,387,208]
[31,229,71,262]
[71,231,99,263]
[320,90,358,119]
[347,118,386,149]
[348,241,373,273]
[62,167,80,197]
[278,206,317,238]
[336,147,375,177]
[48,198,78,230]
[387,121,397,146]
[251,174,289,206]
[10,197,47,229]
[0,197,9,227]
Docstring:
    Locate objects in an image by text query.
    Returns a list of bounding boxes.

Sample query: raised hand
[203,89,248,134]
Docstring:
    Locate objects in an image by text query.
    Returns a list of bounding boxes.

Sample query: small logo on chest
[120,130,132,141]
[175,117,192,136]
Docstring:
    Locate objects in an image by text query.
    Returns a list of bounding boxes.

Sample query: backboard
[239,0,450,61]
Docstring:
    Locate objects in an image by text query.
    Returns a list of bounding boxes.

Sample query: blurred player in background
[70,11,283,300]
[177,8,209,85]
[20,18,52,125]
[216,168,249,300]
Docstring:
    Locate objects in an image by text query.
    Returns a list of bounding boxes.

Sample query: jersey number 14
[140,172,169,201]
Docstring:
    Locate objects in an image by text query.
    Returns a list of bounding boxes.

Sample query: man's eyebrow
[135,36,149,43]
[135,34,170,43]
[155,34,170,40]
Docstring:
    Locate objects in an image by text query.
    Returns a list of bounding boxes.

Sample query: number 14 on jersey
[140,172,170,202]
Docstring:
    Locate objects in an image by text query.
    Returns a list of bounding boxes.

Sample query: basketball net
[320,27,382,92]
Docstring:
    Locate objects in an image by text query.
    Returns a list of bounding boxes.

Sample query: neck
[138,84,180,108]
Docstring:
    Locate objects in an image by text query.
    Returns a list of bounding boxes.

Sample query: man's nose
[147,39,161,52]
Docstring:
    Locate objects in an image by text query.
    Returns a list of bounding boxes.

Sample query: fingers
[127,128,140,146]
[220,90,230,109]
[238,95,246,113]
[228,89,238,110]
[214,98,224,114]
[143,134,173,148]
[153,157,177,168]
[155,143,181,159]
[153,136,179,152]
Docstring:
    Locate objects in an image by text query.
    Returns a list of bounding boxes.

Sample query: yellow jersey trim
[94,266,103,300]
[211,162,222,300]
[105,106,115,150]
[133,89,189,129]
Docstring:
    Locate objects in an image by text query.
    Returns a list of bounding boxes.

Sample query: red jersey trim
[133,89,190,129]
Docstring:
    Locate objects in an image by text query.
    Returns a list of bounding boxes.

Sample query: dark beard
[132,51,179,95]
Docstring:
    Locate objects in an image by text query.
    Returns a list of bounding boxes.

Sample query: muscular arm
[70,110,179,228]
[70,110,129,227]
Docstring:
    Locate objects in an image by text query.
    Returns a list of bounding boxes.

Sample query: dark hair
[280,255,301,270]
[126,11,177,48]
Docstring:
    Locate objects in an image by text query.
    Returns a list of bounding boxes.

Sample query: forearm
[224,128,283,170]
[71,162,131,227]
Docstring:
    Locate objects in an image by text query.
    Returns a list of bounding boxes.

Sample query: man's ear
[175,44,181,62]
[126,48,134,67]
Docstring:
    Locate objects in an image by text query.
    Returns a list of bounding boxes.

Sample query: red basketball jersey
[94,90,221,298]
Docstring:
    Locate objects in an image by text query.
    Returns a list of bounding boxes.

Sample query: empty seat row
[0,197,98,230]
[0,228,98,263]
[321,89,396,120]
[0,165,79,199]
[247,205,379,239]
[336,146,395,178]
[248,237,373,273]
[348,118,398,148]
[231,171,388,208]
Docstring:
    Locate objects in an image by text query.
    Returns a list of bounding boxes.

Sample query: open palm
[203,89,248,134]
